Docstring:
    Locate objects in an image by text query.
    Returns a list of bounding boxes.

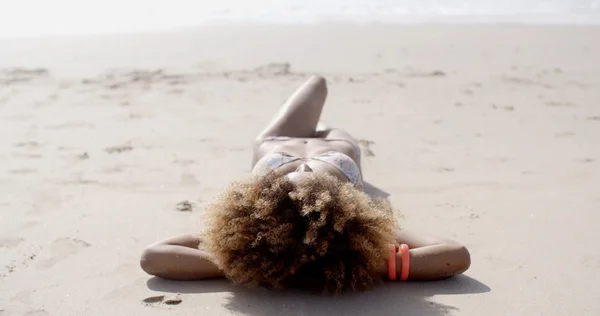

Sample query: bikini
[252,137,364,189]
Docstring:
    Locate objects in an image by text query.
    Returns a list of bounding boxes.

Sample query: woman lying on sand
[140,76,471,293]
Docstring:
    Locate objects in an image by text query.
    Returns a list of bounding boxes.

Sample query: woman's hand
[140,234,223,280]
[381,230,471,281]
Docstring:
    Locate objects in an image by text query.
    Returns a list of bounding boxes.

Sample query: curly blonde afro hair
[202,171,398,293]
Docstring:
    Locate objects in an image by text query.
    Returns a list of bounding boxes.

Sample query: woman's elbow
[451,244,471,276]
[140,245,162,276]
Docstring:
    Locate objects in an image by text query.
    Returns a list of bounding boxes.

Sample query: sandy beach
[1,24,599,315]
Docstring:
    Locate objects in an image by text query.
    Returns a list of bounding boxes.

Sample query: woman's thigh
[256,76,327,140]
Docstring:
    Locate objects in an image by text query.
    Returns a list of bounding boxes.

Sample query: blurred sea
[1,0,600,38]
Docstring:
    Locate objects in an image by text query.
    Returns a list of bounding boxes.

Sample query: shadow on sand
[147,275,490,316]
[146,181,485,315]
[363,181,390,199]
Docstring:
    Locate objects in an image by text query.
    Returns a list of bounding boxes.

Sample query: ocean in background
[1,0,600,38]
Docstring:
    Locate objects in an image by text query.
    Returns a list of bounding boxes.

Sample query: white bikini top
[252,151,363,189]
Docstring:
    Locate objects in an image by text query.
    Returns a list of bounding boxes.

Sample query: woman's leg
[256,76,327,140]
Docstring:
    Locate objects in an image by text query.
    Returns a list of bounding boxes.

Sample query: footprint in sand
[179,173,199,186]
[253,62,292,77]
[576,158,594,164]
[20,221,40,230]
[0,67,49,85]
[0,237,24,248]
[101,165,128,174]
[13,153,42,159]
[358,139,375,157]
[491,104,515,111]
[502,75,555,89]
[27,190,66,216]
[128,113,145,120]
[176,200,194,212]
[14,141,41,149]
[12,288,37,304]
[47,93,59,101]
[167,88,185,94]
[6,114,33,121]
[23,310,50,316]
[435,167,456,173]
[566,80,589,89]
[490,157,511,164]
[555,131,576,138]
[173,158,196,167]
[545,101,575,107]
[143,294,182,307]
[47,121,94,129]
[105,144,133,154]
[405,69,446,78]
[36,238,91,269]
[8,169,36,175]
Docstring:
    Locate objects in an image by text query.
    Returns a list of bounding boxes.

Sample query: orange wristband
[388,244,397,281]
[399,244,410,281]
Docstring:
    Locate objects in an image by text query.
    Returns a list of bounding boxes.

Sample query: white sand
[1,24,599,315]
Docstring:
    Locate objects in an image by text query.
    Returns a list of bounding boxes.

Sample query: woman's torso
[252,137,362,186]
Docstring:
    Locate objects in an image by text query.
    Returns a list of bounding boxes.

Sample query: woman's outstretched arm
[141,230,470,282]
[383,230,471,281]
[140,234,223,280]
